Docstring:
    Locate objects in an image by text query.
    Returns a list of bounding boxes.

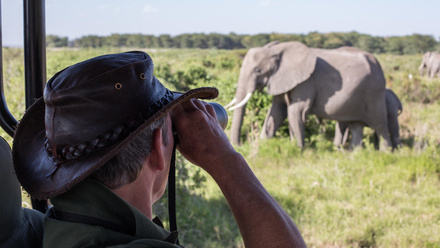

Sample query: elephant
[226,41,392,149]
[334,88,403,150]
[419,51,440,78]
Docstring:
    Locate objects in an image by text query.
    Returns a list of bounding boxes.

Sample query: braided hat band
[44,90,174,164]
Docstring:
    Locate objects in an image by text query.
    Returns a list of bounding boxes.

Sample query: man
[13,51,306,247]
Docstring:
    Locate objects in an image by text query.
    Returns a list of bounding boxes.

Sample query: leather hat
[12,51,218,199]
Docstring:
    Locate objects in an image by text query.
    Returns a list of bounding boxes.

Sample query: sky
[2,0,440,46]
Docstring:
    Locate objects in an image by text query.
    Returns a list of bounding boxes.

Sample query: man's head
[13,51,218,199]
[90,115,169,189]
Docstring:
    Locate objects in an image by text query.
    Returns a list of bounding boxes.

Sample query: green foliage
[384,35,439,55]
[304,32,326,48]
[357,35,386,54]
[1,48,26,144]
[241,34,271,48]
[43,32,440,55]
[321,32,350,49]
[46,35,68,47]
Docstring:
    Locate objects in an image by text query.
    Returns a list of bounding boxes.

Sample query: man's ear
[150,128,166,172]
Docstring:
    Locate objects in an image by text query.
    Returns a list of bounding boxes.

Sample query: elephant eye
[254,68,262,74]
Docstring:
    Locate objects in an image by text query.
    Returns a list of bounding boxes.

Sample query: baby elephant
[334,89,402,150]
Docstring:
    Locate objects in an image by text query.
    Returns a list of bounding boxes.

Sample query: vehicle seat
[0,136,44,248]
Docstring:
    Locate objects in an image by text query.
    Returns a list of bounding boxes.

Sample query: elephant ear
[267,42,317,95]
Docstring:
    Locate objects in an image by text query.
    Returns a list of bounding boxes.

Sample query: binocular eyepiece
[208,102,228,130]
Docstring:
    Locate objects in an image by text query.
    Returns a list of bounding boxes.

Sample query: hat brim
[13,87,218,199]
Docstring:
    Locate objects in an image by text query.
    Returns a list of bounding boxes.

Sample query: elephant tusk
[228,93,252,111]
[223,98,237,109]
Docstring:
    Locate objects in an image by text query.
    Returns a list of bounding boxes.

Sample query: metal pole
[24,0,48,213]
[24,0,46,108]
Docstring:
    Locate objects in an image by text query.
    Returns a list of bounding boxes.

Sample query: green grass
[3,47,440,247]
[160,139,440,247]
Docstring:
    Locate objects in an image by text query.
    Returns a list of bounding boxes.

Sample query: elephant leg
[334,122,343,147]
[434,66,440,78]
[370,123,392,150]
[366,96,393,150]
[334,121,350,147]
[260,95,287,139]
[287,101,309,149]
[369,120,392,150]
[388,113,401,149]
[349,122,364,148]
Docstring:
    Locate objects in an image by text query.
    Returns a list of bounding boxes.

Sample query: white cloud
[143,5,158,13]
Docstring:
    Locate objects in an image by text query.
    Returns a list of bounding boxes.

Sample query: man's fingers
[205,104,216,118]
[192,99,206,110]
[191,99,217,119]
[180,98,197,111]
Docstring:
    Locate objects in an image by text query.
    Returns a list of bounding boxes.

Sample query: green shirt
[43,178,181,248]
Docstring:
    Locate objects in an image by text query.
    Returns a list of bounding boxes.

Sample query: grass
[161,139,440,247]
[2,47,440,247]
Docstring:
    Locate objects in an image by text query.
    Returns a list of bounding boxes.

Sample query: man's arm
[171,99,307,248]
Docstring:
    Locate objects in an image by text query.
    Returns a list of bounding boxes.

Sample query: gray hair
[91,116,169,189]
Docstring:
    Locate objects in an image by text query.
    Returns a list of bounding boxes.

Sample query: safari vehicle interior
[1,1,47,247]
[1,2,182,247]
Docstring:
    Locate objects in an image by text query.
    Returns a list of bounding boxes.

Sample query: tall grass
[242,139,440,247]
[3,47,440,247]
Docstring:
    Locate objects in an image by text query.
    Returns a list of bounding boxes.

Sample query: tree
[385,36,405,54]
[175,34,194,48]
[227,32,245,49]
[241,34,270,48]
[269,33,304,43]
[73,35,104,48]
[403,34,437,54]
[192,33,208,48]
[126,34,145,47]
[67,32,438,53]
[143,35,158,48]
[356,35,386,54]
[46,35,68,47]
[322,33,346,49]
[158,34,173,48]
[304,32,325,48]
[104,34,128,47]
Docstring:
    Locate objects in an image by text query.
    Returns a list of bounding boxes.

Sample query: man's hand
[171,99,238,173]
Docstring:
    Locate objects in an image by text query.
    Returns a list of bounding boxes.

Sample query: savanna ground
[2,47,440,247]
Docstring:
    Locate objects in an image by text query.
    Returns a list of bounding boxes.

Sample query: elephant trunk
[230,105,246,145]
[230,76,254,145]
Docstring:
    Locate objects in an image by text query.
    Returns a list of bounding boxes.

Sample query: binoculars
[208,102,228,130]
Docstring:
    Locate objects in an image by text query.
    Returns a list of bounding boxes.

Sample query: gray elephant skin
[334,88,403,149]
[226,41,392,149]
[419,51,440,78]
